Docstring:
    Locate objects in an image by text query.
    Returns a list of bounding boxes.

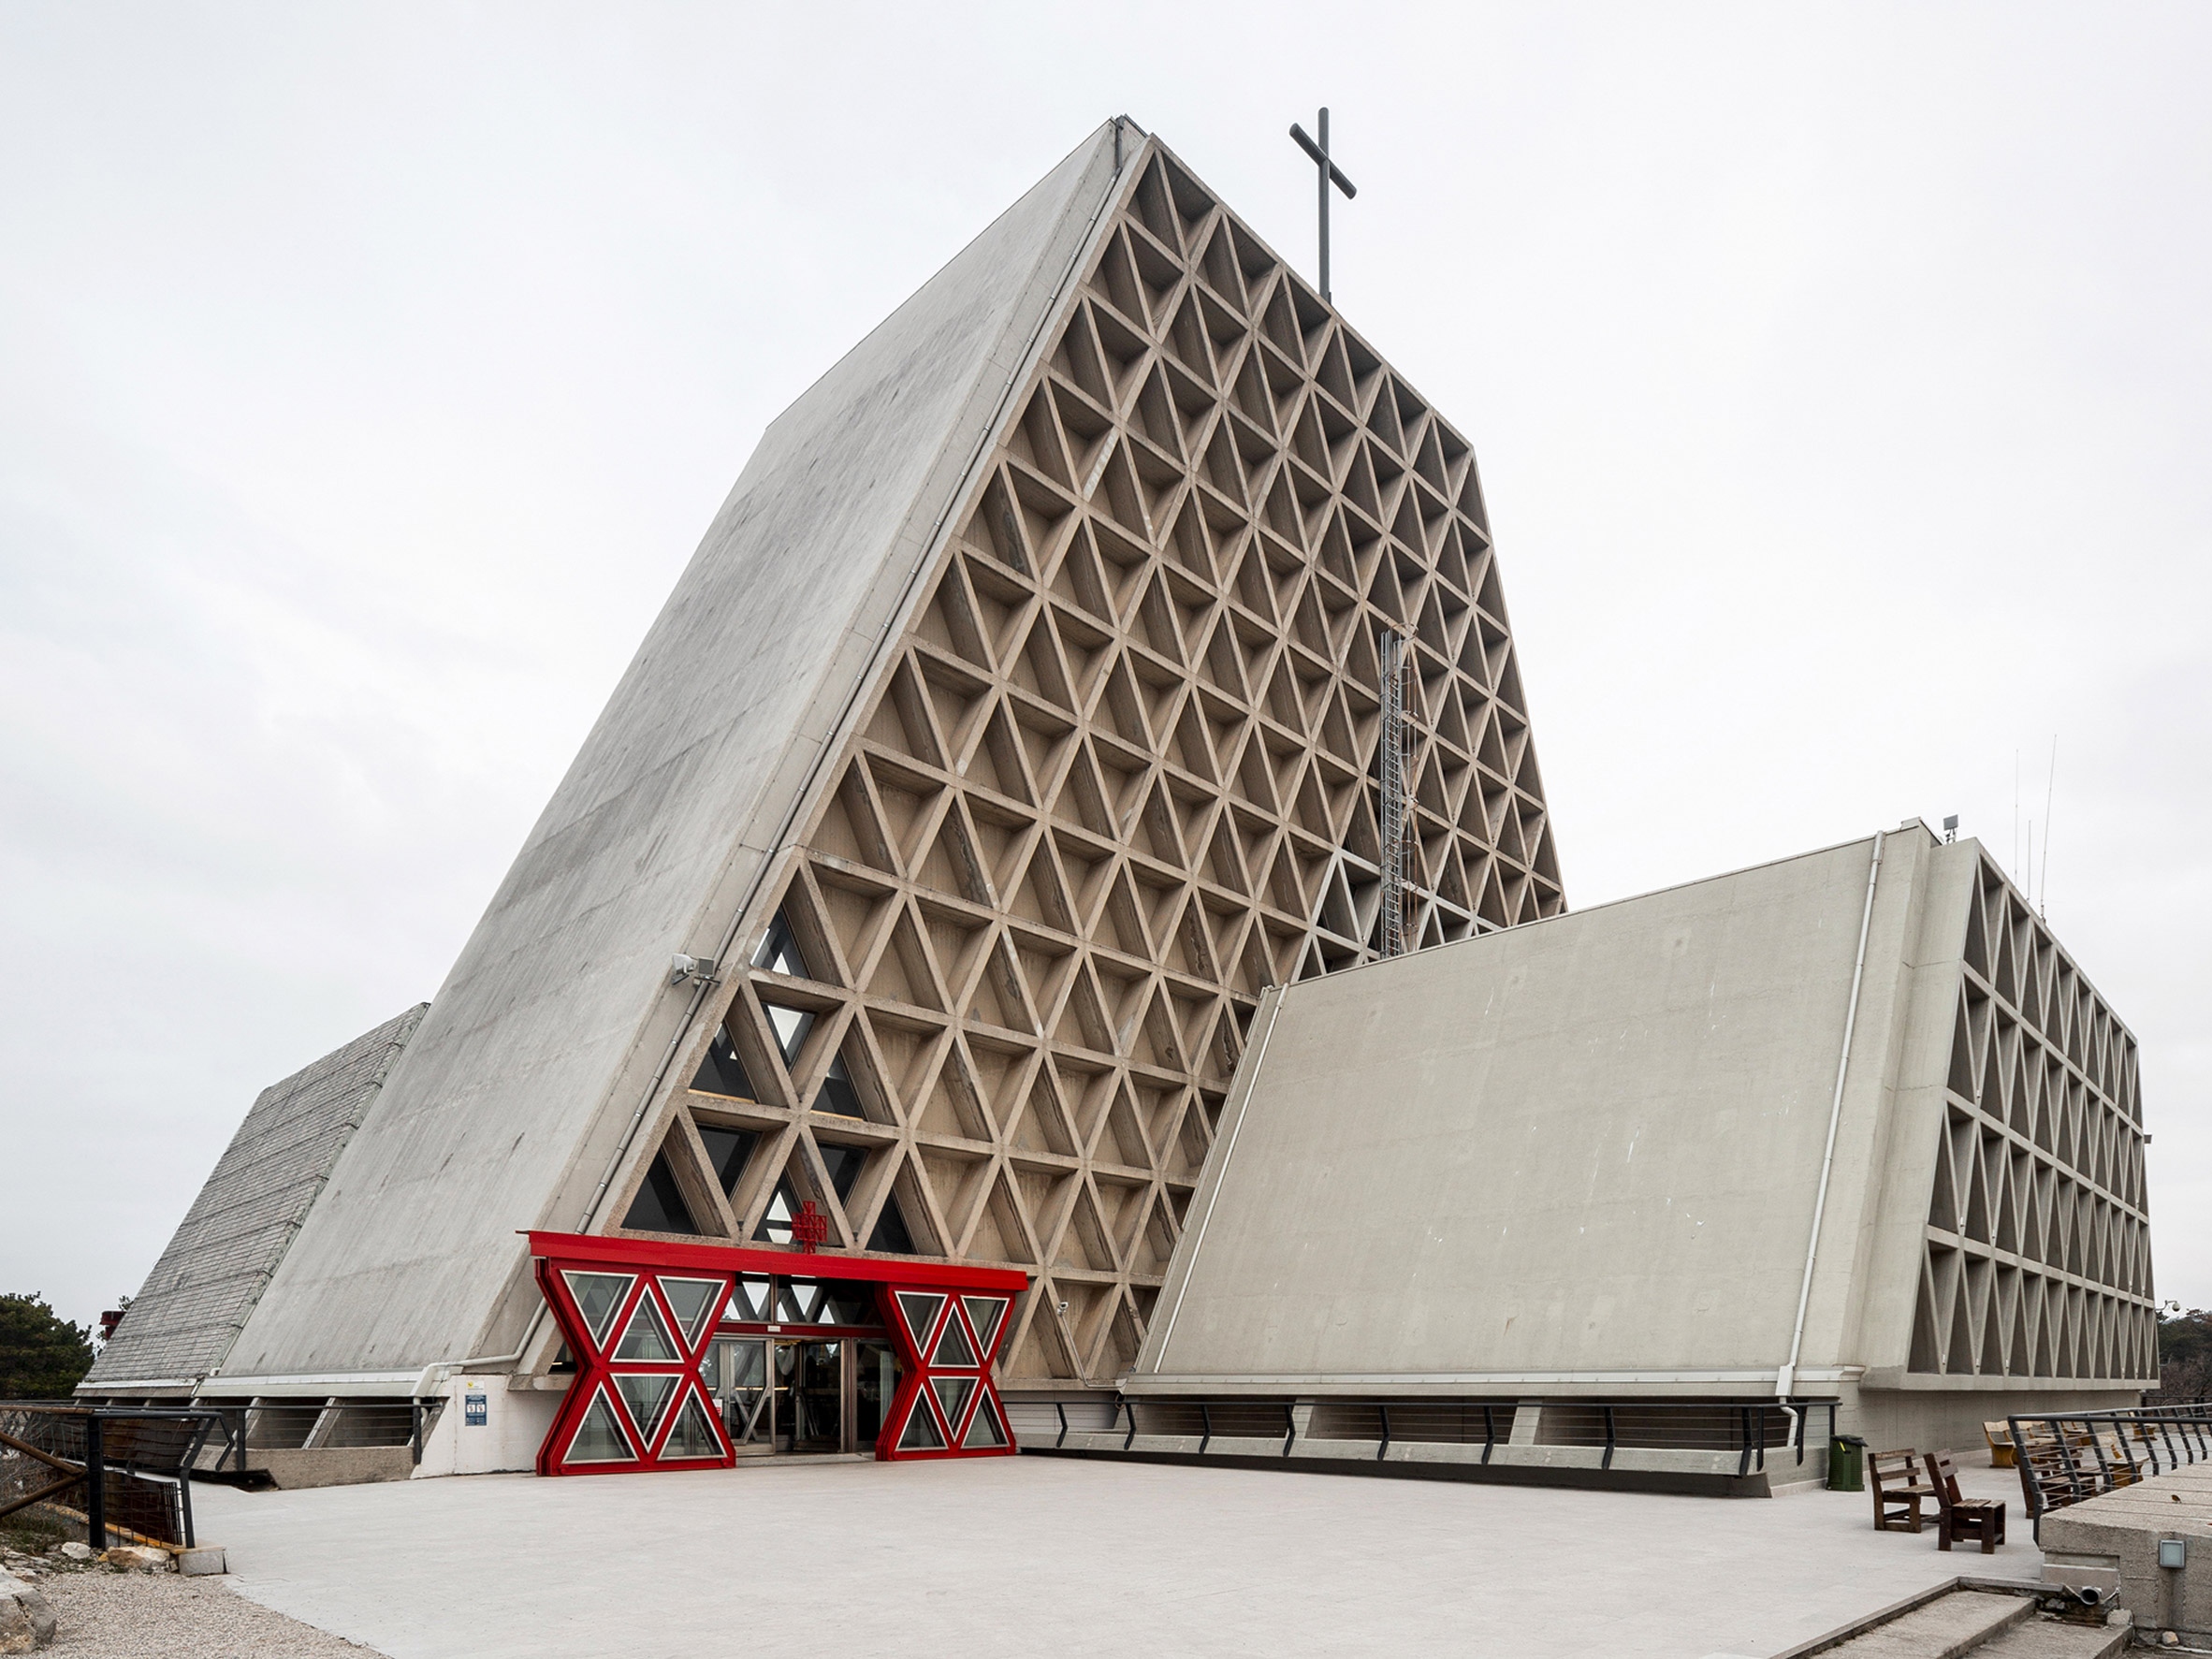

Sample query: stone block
[176,1547,226,1577]
[0,1570,55,1652]
[98,1546,172,1573]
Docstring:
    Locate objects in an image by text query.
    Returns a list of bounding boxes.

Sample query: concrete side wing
[83,1005,428,1388]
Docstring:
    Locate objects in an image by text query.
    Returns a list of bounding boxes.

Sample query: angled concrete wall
[1131,822,2150,1419]
[217,124,1128,1383]
[1134,830,1914,1391]
[83,1005,427,1391]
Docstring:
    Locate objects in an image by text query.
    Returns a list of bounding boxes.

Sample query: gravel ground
[36,1569,388,1657]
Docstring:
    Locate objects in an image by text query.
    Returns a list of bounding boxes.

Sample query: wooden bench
[1870,1447,1936,1533]
[1924,1448,2006,1552]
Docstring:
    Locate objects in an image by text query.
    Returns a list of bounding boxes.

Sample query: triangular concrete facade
[192,118,1564,1395]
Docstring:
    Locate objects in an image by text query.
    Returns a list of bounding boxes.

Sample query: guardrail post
[1481,1404,1495,1466]
[1055,1402,1069,1448]
[1601,1405,1616,1471]
[1737,1406,1754,1477]
[83,1414,105,1552]
[1375,1403,1390,1463]
[1281,1403,1295,1457]
[1198,1402,1213,1456]
[1122,1399,1137,1451]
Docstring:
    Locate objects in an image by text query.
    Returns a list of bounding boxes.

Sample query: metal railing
[2007,1404,2212,1532]
[0,1404,221,1549]
[194,1398,445,1474]
[1100,1397,1838,1477]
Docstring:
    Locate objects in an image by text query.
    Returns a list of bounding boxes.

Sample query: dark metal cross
[1288,108,1357,303]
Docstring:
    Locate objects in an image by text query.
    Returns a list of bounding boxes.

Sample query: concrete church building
[85,117,2155,1491]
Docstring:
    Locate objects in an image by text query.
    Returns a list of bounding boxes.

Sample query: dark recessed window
[753,911,811,980]
[817,1143,867,1206]
[622,1152,702,1235]
[867,1197,917,1255]
[695,1126,758,1198]
[692,1030,756,1099]
[813,1050,865,1117]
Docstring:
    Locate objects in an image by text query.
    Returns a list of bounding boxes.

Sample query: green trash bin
[1828,1433,1867,1492]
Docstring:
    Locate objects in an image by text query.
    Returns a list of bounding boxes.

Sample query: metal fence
[1093,1397,1839,1477]
[191,1398,444,1475]
[0,1404,220,1549]
[2007,1404,2212,1533]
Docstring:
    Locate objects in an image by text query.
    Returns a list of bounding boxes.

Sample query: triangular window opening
[962,1296,1007,1356]
[615,1373,677,1445]
[813,1050,866,1118]
[695,1125,758,1198]
[758,1175,807,1246]
[962,1395,1008,1449]
[931,1315,977,1369]
[615,1295,677,1362]
[692,1029,758,1099]
[867,1197,917,1255]
[658,1276,722,1346]
[753,910,813,981]
[731,1275,772,1321]
[897,1398,948,1451]
[621,1151,703,1236]
[560,1273,633,1350]
[895,1290,946,1353]
[764,1003,815,1067]
[566,1386,635,1464]
[662,1389,724,1461]
[818,1143,867,1206]
[931,1375,977,1433]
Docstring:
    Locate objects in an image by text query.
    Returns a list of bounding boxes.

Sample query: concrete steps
[1971,1621,2129,1658]
[1802,1589,2128,1659]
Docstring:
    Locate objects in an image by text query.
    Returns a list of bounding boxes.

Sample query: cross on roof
[1288,108,1358,303]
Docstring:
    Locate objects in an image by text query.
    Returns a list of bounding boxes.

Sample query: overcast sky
[3,3,2205,1333]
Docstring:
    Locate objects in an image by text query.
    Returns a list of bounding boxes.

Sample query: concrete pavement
[196,1456,2041,1659]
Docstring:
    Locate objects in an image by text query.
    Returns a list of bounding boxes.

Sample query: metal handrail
[2007,1404,2212,1535]
[1081,1395,1833,1475]
[0,1403,223,1550]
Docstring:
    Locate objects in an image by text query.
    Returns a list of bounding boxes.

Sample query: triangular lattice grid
[1908,856,2155,1383]
[609,139,1563,1387]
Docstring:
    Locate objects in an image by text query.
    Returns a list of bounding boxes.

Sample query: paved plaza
[196,1456,2040,1658]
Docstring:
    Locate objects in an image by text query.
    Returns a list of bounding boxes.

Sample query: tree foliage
[0,1294,95,1400]
[2157,1306,2212,1402]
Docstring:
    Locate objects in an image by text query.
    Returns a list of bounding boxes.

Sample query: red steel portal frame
[529,1231,1029,1477]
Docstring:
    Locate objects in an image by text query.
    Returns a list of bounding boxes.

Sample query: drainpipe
[1777,831,1886,1449]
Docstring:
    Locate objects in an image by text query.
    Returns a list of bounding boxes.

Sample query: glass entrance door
[707,1336,772,1454]
[776,1339,844,1453]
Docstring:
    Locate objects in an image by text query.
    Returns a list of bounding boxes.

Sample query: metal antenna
[1378,626,1418,956]
[1288,109,1358,302]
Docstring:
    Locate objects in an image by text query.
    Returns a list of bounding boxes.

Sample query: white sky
[2,3,2205,1332]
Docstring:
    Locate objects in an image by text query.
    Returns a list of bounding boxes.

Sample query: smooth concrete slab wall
[219,124,1127,1382]
[1136,835,1907,1386]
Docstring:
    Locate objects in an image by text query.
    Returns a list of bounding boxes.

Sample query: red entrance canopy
[526,1230,1029,1476]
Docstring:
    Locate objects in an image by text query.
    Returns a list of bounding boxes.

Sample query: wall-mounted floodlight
[1943,815,1959,843]
[670,953,720,987]
[2159,1536,2188,1569]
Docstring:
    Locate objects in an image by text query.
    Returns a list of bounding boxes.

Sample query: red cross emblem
[791,1200,827,1253]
